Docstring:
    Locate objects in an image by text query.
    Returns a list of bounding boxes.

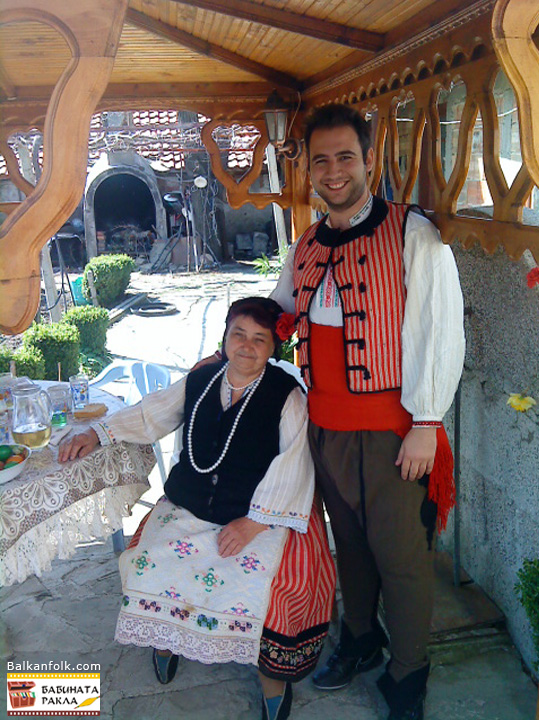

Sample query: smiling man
[271,103,465,720]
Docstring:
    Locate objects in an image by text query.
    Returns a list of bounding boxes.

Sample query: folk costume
[94,362,336,680]
[271,195,465,703]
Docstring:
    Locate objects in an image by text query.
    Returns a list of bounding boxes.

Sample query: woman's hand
[217,517,268,558]
[58,429,100,462]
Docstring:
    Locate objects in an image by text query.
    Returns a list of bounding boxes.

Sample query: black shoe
[377,664,429,720]
[261,682,292,720]
[312,644,384,690]
[152,648,179,684]
[387,691,425,720]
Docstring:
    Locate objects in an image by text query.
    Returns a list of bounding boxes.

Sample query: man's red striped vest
[293,200,409,393]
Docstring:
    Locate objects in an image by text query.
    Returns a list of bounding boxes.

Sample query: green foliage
[79,350,113,379]
[253,247,289,278]
[63,306,109,354]
[278,335,298,364]
[83,254,135,307]
[22,323,80,381]
[515,558,539,670]
[0,345,45,379]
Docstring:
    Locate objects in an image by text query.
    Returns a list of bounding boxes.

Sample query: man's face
[308,125,374,215]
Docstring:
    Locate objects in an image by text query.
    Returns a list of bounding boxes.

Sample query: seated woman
[59,297,336,720]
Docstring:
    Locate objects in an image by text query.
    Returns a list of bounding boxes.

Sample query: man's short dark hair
[304,103,372,161]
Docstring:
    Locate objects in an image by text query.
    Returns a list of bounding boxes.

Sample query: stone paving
[2,263,538,720]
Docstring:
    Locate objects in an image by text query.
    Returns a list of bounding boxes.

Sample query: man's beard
[316,178,367,213]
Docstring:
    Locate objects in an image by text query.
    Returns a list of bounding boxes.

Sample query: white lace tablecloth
[0,385,155,586]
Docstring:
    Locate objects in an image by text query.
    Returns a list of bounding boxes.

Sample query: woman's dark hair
[304,103,372,161]
[222,296,284,360]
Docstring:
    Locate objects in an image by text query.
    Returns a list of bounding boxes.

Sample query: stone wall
[440,243,539,676]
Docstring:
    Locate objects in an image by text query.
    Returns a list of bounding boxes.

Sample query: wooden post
[492,0,539,189]
[265,144,289,254]
[290,151,312,243]
[0,0,128,335]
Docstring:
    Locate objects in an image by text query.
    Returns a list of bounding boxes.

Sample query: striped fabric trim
[259,500,335,679]
[126,509,152,549]
[263,498,335,633]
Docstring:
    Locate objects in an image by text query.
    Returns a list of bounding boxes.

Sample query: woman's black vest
[164,362,299,525]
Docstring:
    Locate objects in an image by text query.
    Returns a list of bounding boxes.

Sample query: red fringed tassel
[428,426,456,532]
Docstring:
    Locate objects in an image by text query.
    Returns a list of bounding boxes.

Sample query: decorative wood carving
[0,131,35,197]
[200,118,293,210]
[0,0,128,335]
[492,0,539,187]
[303,10,539,263]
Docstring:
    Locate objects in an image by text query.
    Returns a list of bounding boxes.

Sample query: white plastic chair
[90,360,171,550]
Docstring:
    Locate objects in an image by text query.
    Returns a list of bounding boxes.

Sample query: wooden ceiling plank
[168,0,385,52]
[384,0,473,48]
[126,7,301,89]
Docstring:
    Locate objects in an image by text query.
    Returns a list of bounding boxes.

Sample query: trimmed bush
[22,323,80,381]
[515,558,539,671]
[63,306,109,354]
[0,345,46,379]
[83,254,135,307]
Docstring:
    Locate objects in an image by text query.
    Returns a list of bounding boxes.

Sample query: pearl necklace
[224,368,259,392]
[187,362,266,473]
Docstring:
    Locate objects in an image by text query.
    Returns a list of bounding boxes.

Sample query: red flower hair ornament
[526,267,539,289]
[275,312,296,341]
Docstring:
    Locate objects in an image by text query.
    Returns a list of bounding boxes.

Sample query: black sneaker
[312,644,384,690]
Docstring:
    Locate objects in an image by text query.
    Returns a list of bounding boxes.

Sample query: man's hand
[58,429,100,462]
[217,517,268,558]
[191,352,221,372]
[395,427,437,482]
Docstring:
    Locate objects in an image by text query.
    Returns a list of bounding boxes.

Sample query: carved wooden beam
[126,8,301,91]
[0,132,35,196]
[169,0,384,52]
[0,0,128,335]
[200,118,293,210]
[492,0,539,187]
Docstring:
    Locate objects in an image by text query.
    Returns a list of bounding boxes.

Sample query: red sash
[307,323,455,531]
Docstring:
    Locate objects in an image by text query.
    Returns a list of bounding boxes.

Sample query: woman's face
[224,314,275,379]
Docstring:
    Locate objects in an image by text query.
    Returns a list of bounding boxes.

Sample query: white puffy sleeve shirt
[92,377,314,533]
[271,210,465,422]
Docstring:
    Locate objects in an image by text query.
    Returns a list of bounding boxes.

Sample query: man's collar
[316,196,389,248]
[326,193,373,230]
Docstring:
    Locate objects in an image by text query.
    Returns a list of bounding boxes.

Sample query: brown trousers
[308,423,436,682]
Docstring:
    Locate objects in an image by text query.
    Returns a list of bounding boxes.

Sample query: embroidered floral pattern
[122,595,130,607]
[170,538,198,558]
[236,552,265,574]
[259,634,326,675]
[158,512,175,525]
[195,567,224,592]
[227,619,253,633]
[163,587,182,600]
[170,607,190,620]
[224,602,254,617]
[132,550,156,576]
[197,614,219,630]
[138,599,162,612]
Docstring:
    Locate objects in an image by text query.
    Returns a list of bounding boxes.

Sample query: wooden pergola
[0,0,538,334]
